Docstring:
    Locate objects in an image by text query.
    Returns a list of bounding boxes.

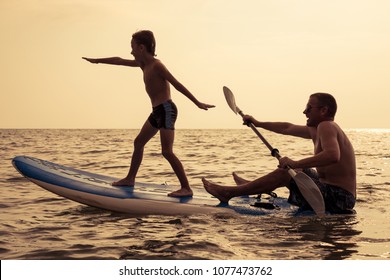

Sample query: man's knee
[273,168,291,185]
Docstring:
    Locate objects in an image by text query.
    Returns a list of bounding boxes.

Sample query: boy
[83,30,214,197]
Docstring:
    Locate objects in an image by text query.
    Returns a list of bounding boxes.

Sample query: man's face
[303,96,324,127]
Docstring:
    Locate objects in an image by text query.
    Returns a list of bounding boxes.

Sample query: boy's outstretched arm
[82,57,139,67]
[156,62,215,110]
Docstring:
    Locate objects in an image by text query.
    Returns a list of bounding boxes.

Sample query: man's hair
[311,92,337,118]
[132,30,156,56]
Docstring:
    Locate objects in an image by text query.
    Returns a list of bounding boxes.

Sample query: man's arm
[279,121,341,169]
[82,57,139,67]
[243,115,311,139]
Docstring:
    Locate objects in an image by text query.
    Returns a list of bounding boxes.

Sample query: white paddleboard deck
[12,156,287,216]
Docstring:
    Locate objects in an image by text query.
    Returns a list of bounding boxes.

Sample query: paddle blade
[290,171,326,217]
[223,86,238,114]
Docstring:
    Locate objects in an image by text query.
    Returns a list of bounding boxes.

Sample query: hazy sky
[1,0,389,129]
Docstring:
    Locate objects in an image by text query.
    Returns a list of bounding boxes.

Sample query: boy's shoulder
[150,58,168,72]
[152,58,164,66]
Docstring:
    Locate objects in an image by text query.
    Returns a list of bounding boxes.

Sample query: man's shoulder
[318,120,338,129]
[318,121,344,135]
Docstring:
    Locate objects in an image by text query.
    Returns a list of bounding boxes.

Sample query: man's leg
[202,168,291,203]
[232,172,250,185]
[159,128,193,197]
[112,120,158,186]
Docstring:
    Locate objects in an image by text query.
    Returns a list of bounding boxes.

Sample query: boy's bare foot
[232,172,249,185]
[202,178,231,203]
[167,188,193,197]
[112,178,134,187]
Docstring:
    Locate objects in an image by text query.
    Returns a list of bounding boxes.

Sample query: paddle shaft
[224,87,325,216]
[236,106,281,160]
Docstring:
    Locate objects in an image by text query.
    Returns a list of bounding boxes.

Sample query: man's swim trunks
[148,100,178,130]
[288,168,356,214]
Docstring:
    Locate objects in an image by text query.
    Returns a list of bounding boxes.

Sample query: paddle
[223,86,325,217]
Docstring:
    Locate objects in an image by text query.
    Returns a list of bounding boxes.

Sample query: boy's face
[130,39,142,60]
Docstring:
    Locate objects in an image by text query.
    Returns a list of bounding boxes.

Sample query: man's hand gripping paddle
[223,86,325,217]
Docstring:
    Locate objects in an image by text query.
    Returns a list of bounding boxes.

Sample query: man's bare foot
[112,178,134,187]
[202,178,231,203]
[232,172,249,185]
[167,188,193,197]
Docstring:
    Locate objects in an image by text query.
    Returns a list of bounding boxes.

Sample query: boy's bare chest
[142,68,169,103]
[142,66,162,85]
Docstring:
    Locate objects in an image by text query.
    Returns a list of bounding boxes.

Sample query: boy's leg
[159,128,193,197]
[112,120,158,186]
[202,168,291,203]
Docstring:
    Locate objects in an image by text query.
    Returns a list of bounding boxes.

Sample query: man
[83,30,215,197]
[202,93,356,214]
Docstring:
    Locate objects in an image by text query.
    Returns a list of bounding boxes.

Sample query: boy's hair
[132,30,156,56]
[311,92,337,118]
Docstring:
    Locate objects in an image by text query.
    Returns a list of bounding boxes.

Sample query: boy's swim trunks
[148,100,178,130]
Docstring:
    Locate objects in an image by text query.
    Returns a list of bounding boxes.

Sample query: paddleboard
[12,156,288,216]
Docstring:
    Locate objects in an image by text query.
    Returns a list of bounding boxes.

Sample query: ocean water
[1,129,389,260]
